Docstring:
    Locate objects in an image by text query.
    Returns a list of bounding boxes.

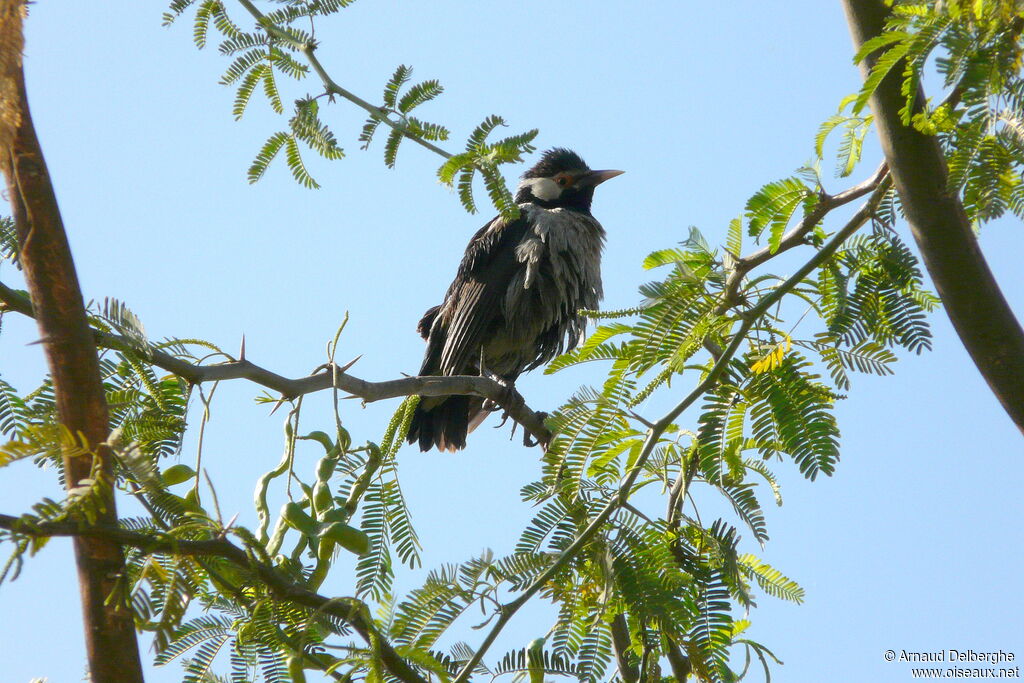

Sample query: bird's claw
[523,411,550,448]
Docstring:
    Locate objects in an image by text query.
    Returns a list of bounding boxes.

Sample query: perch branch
[0,281,552,446]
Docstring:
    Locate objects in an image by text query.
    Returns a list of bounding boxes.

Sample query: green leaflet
[744,177,813,253]
[436,116,539,218]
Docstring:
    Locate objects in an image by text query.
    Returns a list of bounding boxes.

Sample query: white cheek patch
[519,177,561,201]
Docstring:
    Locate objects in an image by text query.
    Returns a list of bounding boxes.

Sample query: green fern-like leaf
[493,647,580,678]
[98,297,150,354]
[0,216,19,267]
[836,117,872,178]
[283,134,319,189]
[853,31,913,114]
[289,99,345,160]
[479,163,516,218]
[687,568,733,683]
[163,0,199,25]
[355,480,394,600]
[737,554,804,604]
[0,378,29,440]
[232,62,267,119]
[208,2,241,40]
[404,116,449,142]
[398,79,443,113]
[457,166,478,214]
[220,47,266,85]
[384,127,404,169]
[744,177,812,252]
[391,563,475,650]
[747,354,839,481]
[468,114,506,150]
[261,64,284,114]
[266,46,308,79]
[191,0,213,49]
[717,481,768,547]
[217,32,270,57]
[247,131,290,184]
[383,64,412,109]
[815,113,849,159]
[516,496,578,555]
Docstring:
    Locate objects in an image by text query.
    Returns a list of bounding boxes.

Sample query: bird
[407,148,622,452]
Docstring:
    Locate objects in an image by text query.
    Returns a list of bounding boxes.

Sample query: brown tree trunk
[842,0,1024,434]
[0,2,145,680]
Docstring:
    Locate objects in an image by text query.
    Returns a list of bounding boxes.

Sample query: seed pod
[318,521,370,555]
[281,501,317,536]
[161,464,195,487]
[313,481,333,518]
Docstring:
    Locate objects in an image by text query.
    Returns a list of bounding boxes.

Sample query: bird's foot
[482,374,516,412]
[523,412,550,448]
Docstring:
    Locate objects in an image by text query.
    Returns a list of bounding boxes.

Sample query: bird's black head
[515,148,623,213]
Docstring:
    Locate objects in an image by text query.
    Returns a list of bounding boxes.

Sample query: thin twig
[716,161,889,313]
[235,0,452,160]
[702,163,889,360]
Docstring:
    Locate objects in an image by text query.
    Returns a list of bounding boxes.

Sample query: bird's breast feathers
[513,204,605,299]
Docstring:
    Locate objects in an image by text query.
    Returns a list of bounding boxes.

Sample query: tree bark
[0,2,145,680]
[842,0,1024,434]
[610,613,640,683]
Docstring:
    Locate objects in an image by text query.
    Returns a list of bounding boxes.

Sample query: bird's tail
[407,396,484,452]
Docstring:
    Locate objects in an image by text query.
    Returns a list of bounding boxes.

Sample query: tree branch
[717,161,889,313]
[843,0,1024,434]
[700,162,890,363]
[0,280,552,446]
[0,512,430,683]
[0,3,144,680]
[610,612,640,683]
[664,634,693,682]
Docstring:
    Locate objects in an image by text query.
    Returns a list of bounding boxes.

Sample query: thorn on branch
[337,355,361,373]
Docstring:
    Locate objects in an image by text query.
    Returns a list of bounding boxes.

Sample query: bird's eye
[555,175,569,187]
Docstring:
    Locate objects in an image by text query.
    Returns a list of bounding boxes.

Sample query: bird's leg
[480,373,545,449]
[473,348,527,438]
[479,352,513,414]
[478,346,502,413]
[490,375,522,431]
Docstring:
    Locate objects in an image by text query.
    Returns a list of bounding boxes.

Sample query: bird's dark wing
[427,213,530,377]
[417,305,441,340]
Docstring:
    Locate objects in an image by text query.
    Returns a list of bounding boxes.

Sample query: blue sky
[1,2,1022,682]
